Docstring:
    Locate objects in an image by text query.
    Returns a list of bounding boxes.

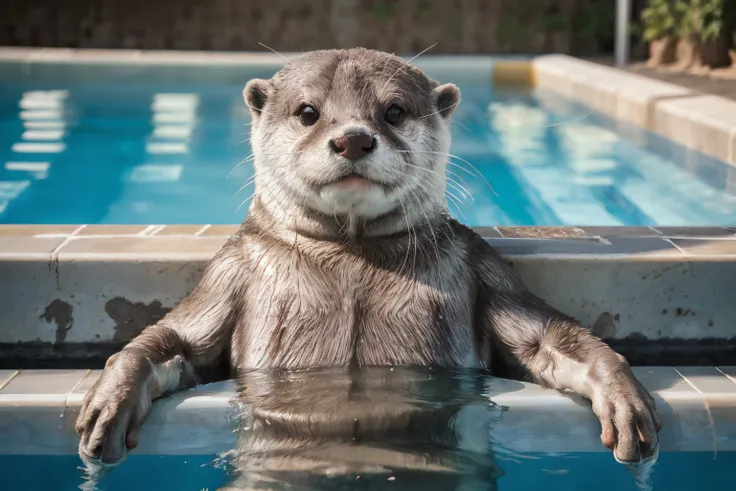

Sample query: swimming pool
[0,62,735,226]
[1,451,734,491]
[1,365,734,491]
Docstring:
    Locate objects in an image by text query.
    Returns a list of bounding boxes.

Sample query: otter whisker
[228,153,256,179]
[409,187,441,265]
[396,196,414,277]
[236,176,257,195]
[399,150,499,198]
[446,177,474,202]
[258,42,290,62]
[446,170,475,200]
[452,120,474,135]
[381,42,438,91]
[544,111,593,128]
[418,101,460,120]
[446,193,467,219]
[379,52,396,79]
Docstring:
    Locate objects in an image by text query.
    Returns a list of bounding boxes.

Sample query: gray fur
[76,48,660,469]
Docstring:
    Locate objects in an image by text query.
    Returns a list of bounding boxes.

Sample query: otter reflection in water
[218,367,505,491]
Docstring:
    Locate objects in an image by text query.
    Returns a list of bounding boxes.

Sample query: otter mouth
[312,172,398,194]
[333,173,376,191]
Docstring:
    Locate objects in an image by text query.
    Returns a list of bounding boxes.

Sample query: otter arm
[75,243,247,464]
[475,254,660,463]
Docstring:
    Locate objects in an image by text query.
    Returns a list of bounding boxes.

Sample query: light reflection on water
[75,367,661,491]
[1,74,736,225]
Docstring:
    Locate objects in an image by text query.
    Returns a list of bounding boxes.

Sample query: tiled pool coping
[1,224,735,368]
[0,366,734,455]
[532,55,736,167]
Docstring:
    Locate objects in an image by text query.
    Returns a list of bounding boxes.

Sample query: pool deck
[1,366,735,456]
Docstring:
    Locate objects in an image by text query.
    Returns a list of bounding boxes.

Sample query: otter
[75,49,660,471]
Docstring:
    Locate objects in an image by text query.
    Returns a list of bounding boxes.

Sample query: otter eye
[298,105,319,126]
[385,104,404,126]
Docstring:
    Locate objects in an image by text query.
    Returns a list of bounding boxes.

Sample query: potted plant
[641,0,679,66]
[674,0,732,70]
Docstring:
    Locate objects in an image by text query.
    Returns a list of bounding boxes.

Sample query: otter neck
[248,189,447,243]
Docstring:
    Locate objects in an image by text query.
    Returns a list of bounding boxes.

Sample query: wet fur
[76,48,660,469]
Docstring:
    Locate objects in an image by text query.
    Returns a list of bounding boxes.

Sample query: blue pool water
[0,63,735,226]
[2,451,735,491]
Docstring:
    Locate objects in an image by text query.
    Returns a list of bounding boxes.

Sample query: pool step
[0,367,734,456]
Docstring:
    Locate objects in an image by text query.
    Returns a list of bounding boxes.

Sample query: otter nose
[329,133,376,161]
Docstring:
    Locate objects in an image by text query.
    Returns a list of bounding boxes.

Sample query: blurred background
[0,0,646,57]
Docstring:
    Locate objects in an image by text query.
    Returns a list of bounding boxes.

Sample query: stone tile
[0,370,19,390]
[496,226,588,239]
[0,404,78,454]
[65,370,100,407]
[76,225,150,235]
[0,236,65,260]
[653,227,736,238]
[648,368,715,452]
[0,225,80,237]
[675,367,736,451]
[489,238,605,256]
[0,257,60,343]
[675,367,736,395]
[631,367,682,393]
[687,96,736,163]
[669,238,736,256]
[491,236,681,257]
[199,225,240,236]
[604,237,684,256]
[718,367,736,385]
[58,236,227,261]
[652,98,694,148]
[153,225,207,236]
[0,369,86,396]
[580,226,660,238]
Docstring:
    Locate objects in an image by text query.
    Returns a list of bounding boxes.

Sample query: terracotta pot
[647,37,676,66]
[675,38,697,69]
[698,35,732,69]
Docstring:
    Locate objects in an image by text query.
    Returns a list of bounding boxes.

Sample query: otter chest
[235,249,478,369]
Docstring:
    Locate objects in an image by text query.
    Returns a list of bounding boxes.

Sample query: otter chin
[75,48,660,477]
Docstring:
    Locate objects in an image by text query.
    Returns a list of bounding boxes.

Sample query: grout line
[63,369,91,409]
[715,367,736,387]
[138,225,158,236]
[194,224,212,236]
[662,237,688,255]
[673,367,718,458]
[148,225,168,236]
[0,370,20,391]
[50,225,86,258]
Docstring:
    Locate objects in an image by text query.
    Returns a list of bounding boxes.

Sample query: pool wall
[0,225,734,367]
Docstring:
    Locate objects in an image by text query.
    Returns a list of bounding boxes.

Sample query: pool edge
[0,366,734,456]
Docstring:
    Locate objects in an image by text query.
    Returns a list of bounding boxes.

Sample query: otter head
[243,48,460,236]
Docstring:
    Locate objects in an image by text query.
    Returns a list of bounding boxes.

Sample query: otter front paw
[592,377,661,463]
[75,353,154,465]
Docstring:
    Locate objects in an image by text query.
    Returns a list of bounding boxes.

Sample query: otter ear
[432,83,461,119]
[243,79,271,118]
